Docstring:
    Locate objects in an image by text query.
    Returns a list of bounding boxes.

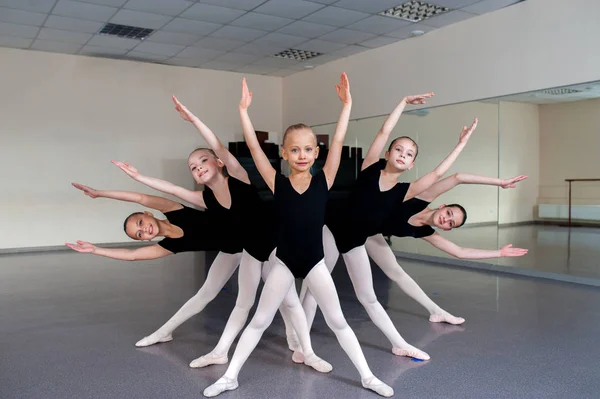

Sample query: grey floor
[2,249,600,399]
[390,224,600,280]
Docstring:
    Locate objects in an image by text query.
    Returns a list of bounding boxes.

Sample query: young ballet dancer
[202,74,393,398]
[111,96,331,373]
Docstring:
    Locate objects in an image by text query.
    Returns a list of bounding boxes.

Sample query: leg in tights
[190,251,263,367]
[203,259,331,398]
[304,261,393,397]
[135,252,242,347]
[365,234,464,325]
[342,245,429,360]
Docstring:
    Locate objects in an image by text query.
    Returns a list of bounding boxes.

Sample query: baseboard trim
[391,250,600,288]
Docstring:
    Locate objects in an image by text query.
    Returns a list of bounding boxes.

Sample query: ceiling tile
[277,20,336,38]
[269,68,298,77]
[421,10,476,28]
[0,7,47,26]
[302,6,369,27]
[163,57,205,67]
[31,39,83,54]
[317,28,375,45]
[0,35,33,48]
[0,0,56,13]
[430,0,480,8]
[146,31,200,46]
[252,32,308,48]
[359,35,398,48]
[332,0,405,13]
[462,0,522,15]
[123,0,193,16]
[132,41,185,56]
[110,9,173,30]
[77,0,127,6]
[52,0,118,22]
[181,3,246,24]
[213,51,264,64]
[37,28,92,44]
[209,25,267,42]
[296,38,347,53]
[347,15,412,34]
[87,34,140,49]
[385,23,432,39]
[162,18,221,36]
[44,15,104,33]
[231,12,293,31]
[176,46,224,59]
[253,0,325,19]
[330,44,367,57]
[234,64,279,75]
[194,37,245,51]
[79,44,129,56]
[125,51,170,62]
[234,42,286,56]
[200,59,245,71]
[0,21,39,38]
[197,0,266,11]
[306,0,338,4]
[252,56,299,68]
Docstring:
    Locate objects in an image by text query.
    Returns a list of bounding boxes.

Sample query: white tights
[203,257,393,398]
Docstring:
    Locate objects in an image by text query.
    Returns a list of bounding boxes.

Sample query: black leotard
[274,170,329,279]
[157,205,222,254]
[380,198,435,238]
[326,159,410,253]
[204,176,276,261]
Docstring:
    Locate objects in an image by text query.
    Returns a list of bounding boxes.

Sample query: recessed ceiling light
[409,30,425,37]
[273,48,322,61]
[379,1,450,23]
[98,23,154,40]
[303,65,314,69]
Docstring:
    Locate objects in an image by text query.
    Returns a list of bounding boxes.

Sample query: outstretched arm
[362,93,434,170]
[239,78,276,192]
[172,96,249,183]
[404,118,478,201]
[322,73,352,189]
[418,173,528,202]
[111,161,205,208]
[422,233,528,259]
[66,241,172,260]
[71,183,181,213]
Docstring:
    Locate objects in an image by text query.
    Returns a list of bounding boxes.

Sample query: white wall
[0,48,282,250]
[283,0,600,128]
[498,101,540,224]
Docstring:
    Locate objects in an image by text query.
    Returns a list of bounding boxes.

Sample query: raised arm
[362,93,434,170]
[172,96,249,183]
[71,182,181,213]
[111,161,205,208]
[322,73,352,188]
[404,118,478,201]
[418,173,528,202]
[423,233,528,259]
[238,78,276,192]
[66,240,171,260]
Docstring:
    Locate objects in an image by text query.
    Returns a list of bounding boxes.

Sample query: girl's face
[431,205,465,231]
[125,212,160,241]
[281,128,319,173]
[188,150,224,184]
[385,137,417,172]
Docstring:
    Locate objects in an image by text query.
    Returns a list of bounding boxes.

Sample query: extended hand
[459,118,478,144]
[500,244,528,257]
[403,92,434,105]
[111,160,139,179]
[172,95,197,122]
[501,175,528,189]
[239,77,253,110]
[335,72,351,104]
[72,182,99,199]
[65,240,97,253]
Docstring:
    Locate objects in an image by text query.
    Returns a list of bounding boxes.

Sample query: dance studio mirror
[312,80,600,281]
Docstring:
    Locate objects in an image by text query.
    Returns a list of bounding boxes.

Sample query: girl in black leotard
[111,96,329,372]
[65,183,244,347]
[203,75,394,398]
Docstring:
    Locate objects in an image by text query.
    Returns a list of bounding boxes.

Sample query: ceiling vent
[379,1,449,22]
[274,48,322,61]
[98,23,154,40]
[541,88,583,96]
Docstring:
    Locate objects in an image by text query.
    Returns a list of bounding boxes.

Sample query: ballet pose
[203,74,393,398]
[111,96,330,372]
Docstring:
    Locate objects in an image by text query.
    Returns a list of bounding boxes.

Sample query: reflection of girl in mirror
[290,94,481,362]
